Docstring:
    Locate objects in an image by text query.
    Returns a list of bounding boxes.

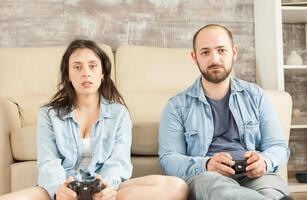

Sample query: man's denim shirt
[159,77,290,181]
[37,97,132,198]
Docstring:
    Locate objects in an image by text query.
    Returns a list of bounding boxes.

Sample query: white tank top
[76,137,92,170]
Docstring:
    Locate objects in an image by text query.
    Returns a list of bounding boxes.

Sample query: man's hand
[244,151,267,178]
[206,152,235,176]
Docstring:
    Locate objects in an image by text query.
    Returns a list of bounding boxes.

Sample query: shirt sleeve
[36,107,66,199]
[159,99,207,180]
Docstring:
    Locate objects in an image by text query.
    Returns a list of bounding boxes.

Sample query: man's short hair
[192,24,234,52]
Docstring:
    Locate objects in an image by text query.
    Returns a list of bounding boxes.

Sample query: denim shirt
[159,77,290,181]
[37,97,132,198]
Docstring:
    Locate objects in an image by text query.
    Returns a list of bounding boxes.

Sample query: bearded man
[159,24,291,200]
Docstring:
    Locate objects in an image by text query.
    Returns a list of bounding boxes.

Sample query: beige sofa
[0,44,292,196]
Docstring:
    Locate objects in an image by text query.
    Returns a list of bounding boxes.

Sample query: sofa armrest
[0,98,13,195]
[264,90,292,182]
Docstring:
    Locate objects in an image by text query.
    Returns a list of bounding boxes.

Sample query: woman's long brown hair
[45,39,126,119]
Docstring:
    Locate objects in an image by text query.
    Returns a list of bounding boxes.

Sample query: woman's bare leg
[0,187,50,200]
[117,175,188,200]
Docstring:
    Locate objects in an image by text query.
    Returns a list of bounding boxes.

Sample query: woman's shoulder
[100,100,129,119]
[38,106,63,121]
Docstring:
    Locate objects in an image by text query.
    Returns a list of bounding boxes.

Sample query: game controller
[232,160,247,174]
[67,171,105,200]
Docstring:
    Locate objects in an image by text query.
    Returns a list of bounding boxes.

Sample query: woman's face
[68,48,103,97]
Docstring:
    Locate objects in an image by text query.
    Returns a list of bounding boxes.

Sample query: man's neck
[201,77,231,100]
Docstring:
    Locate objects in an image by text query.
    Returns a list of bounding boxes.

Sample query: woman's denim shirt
[37,97,132,198]
[159,77,290,180]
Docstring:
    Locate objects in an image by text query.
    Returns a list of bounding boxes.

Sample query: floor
[291,192,307,200]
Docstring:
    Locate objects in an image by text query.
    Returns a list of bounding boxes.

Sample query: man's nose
[210,52,221,65]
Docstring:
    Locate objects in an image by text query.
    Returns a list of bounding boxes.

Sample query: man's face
[191,27,237,84]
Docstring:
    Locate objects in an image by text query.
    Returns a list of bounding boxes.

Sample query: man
[159,24,291,200]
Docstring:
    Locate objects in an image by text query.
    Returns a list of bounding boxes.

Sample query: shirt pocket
[184,130,200,156]
[243,120,260,150]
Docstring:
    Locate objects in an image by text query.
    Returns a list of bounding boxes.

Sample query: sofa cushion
[0,44,114,100]
[10,126,36,161]
[9,95,51,127]
[131,156,163,178]
[115,45,200,124]
[10,161,37,192]
[131,122,159,155]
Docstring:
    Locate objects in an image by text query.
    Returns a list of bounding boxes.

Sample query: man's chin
[202,74,228,84]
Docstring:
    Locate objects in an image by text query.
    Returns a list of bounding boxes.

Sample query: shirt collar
[186,76,244,101]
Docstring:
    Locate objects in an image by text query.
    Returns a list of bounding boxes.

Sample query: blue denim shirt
[37,97,132,198]
[159,77,290,180]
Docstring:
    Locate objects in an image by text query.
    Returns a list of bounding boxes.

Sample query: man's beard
[197,60,233,84]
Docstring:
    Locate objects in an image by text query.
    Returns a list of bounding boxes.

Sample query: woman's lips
[81,81,93,87]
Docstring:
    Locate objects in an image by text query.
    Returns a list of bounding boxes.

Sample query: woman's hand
[93,176,117,200]
[55,176,77,200]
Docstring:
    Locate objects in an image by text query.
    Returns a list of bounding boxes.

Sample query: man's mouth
[209,65,223,69]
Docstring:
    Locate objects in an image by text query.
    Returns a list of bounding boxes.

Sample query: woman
[0,40,187,200]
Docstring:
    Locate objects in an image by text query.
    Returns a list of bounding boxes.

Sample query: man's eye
[219,49,227,53]
[90,64,97,68]
[201,51,209,55]
[74,65,81,69]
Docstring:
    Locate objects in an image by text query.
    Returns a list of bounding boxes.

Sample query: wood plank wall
[0,0,255,82]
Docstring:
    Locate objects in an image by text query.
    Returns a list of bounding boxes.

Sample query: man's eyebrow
[200,45,228,51]
[200,47,209,51]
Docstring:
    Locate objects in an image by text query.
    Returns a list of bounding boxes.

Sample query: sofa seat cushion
[10,126,36,161]
[131,156,163,178]
[10,161,37,192]
[131,122,159,155]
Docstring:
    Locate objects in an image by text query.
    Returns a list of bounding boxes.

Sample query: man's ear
[232,45,238,61]
[191,50,198,65]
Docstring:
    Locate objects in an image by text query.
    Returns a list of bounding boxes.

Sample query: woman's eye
[74,65,81,69]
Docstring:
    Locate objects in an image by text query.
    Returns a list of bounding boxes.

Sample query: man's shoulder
[168,85,195,105]
[232,78,264,96]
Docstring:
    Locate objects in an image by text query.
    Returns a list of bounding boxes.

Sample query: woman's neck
[75,93,100,111]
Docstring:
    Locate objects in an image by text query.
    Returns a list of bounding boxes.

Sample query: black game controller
[68,171,105,200]
[232,160,247,174]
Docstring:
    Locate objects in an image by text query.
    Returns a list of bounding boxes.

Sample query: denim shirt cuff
[43,185,58,200]
[203,156,212,171]
[104,176,122,190]
[261,153,274,173]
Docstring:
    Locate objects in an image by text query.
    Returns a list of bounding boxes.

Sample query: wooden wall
[0,0,255,82]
